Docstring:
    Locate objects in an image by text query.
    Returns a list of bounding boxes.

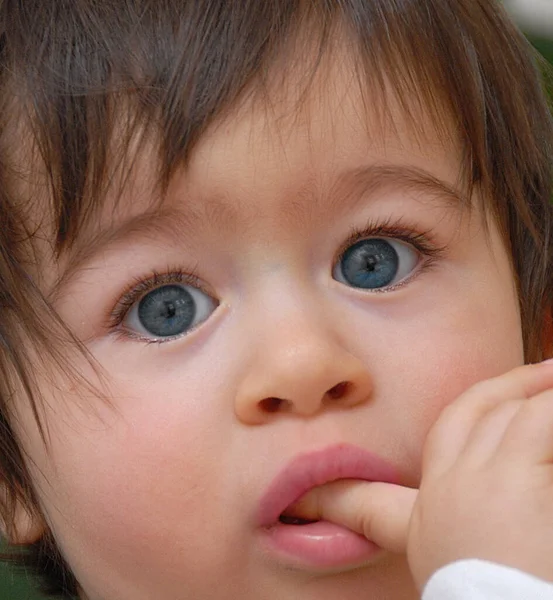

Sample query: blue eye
[334,238,419,290]
[124,284,216,339]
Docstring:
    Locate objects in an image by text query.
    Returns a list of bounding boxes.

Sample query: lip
[257,443,401,527]
[256,443,401,570]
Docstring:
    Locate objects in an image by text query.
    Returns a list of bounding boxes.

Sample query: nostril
[259,397,287,413]
[326,381,351,400]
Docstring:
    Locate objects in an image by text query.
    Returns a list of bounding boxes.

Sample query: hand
[290,361,553,590]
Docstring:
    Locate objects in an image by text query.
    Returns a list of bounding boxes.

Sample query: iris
[137,284,196,337]
[339,239,399,289]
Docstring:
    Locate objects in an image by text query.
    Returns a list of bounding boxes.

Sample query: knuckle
[351,493,375,539]
[465,378,498,398]
[518,394,553,424]
[454,378,502,409]
[457,363,539,405]
[359,509,375,540]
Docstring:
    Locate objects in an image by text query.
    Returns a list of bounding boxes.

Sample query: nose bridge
[234,289,373,424]
[253,279,339,365]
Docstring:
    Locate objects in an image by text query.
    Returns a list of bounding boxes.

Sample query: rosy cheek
[390,334,523,485]
[27,375,229,570]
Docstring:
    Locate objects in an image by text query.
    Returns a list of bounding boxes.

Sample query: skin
[7,56,525,600]
[292,362,553,590]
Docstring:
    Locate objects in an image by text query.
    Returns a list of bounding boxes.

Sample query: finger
[288,480,417,554]
[460,399,522,468]
[498,387,553,464]
[422,363,553,478]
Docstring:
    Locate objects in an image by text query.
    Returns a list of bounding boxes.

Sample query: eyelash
[108,266,208,335]
[335,217,448,291]
[107,219,448,338]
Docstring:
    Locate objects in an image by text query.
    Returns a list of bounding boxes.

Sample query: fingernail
[542,358,553,365]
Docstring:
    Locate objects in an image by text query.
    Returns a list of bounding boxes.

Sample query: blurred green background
[534,36,553,72]
[0,20,552,600]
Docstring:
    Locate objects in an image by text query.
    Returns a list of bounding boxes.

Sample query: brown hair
[0,0,551,597]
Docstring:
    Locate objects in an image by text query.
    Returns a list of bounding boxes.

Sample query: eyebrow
[324,163,468,224]
[52,163,469,295]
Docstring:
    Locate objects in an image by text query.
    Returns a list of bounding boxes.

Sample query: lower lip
[261,521,381,569]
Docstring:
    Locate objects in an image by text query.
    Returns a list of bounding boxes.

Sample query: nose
[234,321,373,425]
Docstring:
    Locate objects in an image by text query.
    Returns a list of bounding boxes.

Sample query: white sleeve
[422,559,553,600]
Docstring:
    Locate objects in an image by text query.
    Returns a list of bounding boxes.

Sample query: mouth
[277,494,322,525]
[257,444,401,569]
[257,443,400,528]
[278,511,318,526]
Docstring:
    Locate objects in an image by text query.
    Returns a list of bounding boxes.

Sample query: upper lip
[257,443,401,527]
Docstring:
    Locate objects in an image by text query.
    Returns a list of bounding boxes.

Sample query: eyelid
[334,217,448,267]
[107,267,216,332]
[332,217,448,292]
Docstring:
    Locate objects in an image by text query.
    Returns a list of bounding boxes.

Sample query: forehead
[47,60,469,298]
[49,55,467,291]
[202,83,453,184]
[89,54,463,233]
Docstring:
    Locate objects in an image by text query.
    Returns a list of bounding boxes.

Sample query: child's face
[11,63,524,600]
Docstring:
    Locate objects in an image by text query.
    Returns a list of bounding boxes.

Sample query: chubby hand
[290,361,553,590]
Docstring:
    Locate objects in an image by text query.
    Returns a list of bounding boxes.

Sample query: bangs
[0,3,551,595]
[2,0,549,255]
[0,0,549,368]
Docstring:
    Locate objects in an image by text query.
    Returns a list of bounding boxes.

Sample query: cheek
[357,274,524,483]
[390,346,509,473]
[20,364,243,594]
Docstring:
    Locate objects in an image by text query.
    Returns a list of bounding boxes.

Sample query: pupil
[365,256,377,271]
[340,239,399,289]
[138,284,196,337]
